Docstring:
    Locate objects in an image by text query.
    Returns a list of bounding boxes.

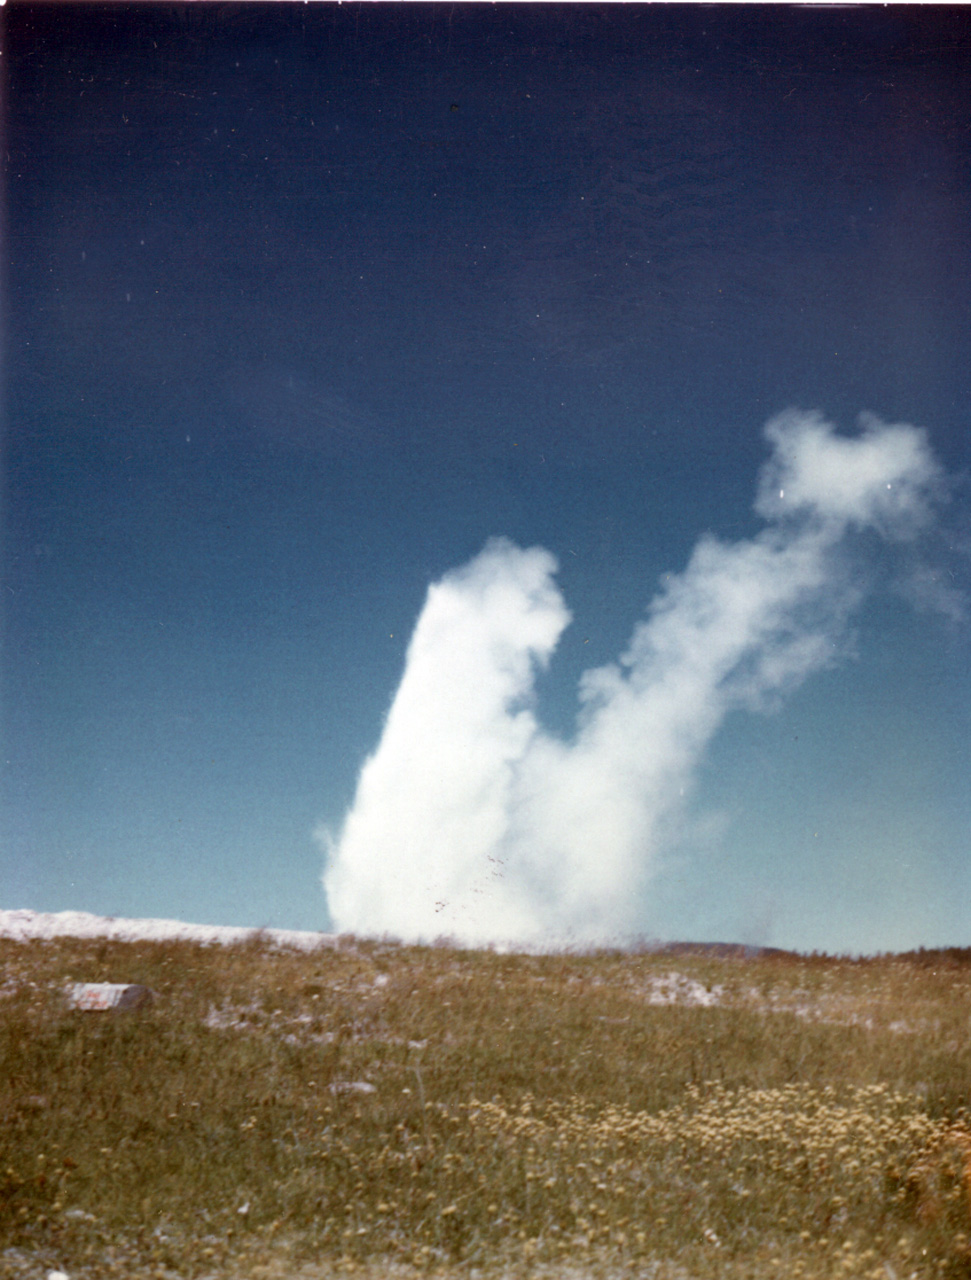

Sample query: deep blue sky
[3,4,969,952]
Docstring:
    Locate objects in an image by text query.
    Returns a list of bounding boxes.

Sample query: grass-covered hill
[2,934,970,1279]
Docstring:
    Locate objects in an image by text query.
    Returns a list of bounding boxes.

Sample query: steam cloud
[321,411,947,946]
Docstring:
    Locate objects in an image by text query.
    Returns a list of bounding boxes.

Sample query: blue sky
[2,4,969,953]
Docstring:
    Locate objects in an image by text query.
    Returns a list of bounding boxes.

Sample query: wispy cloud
[321,411,954,947]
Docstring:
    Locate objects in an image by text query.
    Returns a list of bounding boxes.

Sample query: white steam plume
[321,410,946,946]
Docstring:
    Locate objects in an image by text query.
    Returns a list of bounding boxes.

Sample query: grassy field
[2,933,970,1279]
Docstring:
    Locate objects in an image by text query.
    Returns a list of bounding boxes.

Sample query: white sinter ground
[0,908,335,951]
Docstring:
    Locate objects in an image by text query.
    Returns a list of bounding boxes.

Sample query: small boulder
[66,982,155,1011]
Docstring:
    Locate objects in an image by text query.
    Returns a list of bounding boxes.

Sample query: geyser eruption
[321,411,946,946]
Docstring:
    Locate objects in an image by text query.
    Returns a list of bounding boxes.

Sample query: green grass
[2,935,970,1278]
